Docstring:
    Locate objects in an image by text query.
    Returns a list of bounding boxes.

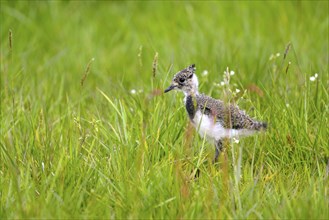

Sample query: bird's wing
[197,94,256,130]
[197,94,225,124]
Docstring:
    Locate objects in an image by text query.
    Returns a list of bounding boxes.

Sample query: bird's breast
[185,95,197,120]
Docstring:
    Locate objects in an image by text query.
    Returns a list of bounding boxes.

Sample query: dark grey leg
[213,140,223,163]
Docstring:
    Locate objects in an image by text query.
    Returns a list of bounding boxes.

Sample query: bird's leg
[213,140,223,163]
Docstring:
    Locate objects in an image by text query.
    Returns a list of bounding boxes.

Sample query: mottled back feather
[196,94,267,131]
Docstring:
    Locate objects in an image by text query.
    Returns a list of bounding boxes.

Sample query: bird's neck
[183,90,198,106]
[183,74,199,100]
[183,89,199,97]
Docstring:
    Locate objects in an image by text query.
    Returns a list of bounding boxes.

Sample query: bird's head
[164,64,199,95]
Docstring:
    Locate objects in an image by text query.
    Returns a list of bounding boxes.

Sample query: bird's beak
[164,84,175,93]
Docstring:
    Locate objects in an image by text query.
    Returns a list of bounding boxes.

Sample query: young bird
[164,64,267,162]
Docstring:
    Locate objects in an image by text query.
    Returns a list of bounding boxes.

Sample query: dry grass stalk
[81,58,95,86]
[152,52,158,78]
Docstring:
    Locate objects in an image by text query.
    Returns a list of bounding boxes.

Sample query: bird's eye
[179,78,185,83]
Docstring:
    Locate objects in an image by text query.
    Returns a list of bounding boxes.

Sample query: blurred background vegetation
[1,1,328,218]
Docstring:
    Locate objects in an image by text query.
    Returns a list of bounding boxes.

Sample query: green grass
[1,1,328,219]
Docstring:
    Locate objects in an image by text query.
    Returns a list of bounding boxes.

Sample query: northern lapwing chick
[164,64,267,162]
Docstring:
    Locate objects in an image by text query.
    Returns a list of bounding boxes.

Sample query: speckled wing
[196,94,266,131]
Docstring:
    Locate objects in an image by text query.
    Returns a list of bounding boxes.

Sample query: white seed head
[233,138,240,144]
[202,70,208,76]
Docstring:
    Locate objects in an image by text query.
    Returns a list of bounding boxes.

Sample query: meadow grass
[1,1,328,219]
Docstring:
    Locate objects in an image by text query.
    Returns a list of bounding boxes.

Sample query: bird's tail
[253,121,267,131]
